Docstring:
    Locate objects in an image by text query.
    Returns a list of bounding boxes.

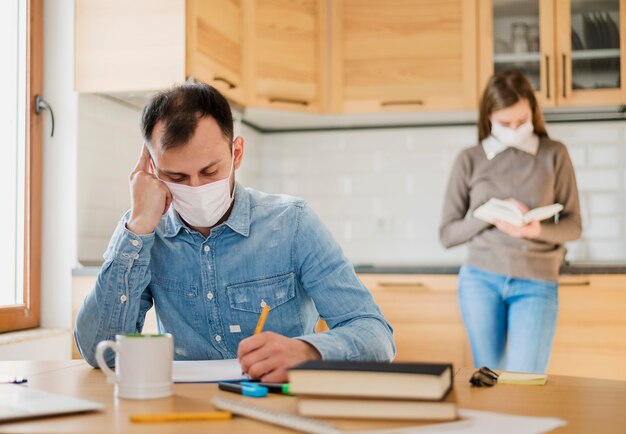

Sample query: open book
[473,198,563,227]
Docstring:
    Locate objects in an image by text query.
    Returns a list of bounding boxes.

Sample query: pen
[254,304,270,335]
[130,411,232,423]
[218,381,268,398]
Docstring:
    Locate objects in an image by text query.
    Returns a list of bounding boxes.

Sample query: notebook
[288,361,452,401]
[173,359,248,383]
[0,384,103,422]
[297,391,457,421]
[497,372,548,386]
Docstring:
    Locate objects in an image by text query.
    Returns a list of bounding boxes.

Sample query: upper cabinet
[330,0,478,113]
[479,0,626,107]
[186,0,246,106]
[76,0,626,116]
[244,0,328,113]
[557,0,626,106]
[74,0,186,94]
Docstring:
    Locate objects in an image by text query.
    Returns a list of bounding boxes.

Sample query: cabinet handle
[378,281,427,291]
[268,97,309,106]
[562,53,567,98]
[559,280,591,287]
[545,54,551,99]
[213,76,237,89]
[380,100,424,107]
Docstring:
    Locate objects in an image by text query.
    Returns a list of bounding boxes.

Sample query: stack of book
[287,361,457,421]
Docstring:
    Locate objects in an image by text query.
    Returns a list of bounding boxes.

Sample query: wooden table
[0,361,625,433]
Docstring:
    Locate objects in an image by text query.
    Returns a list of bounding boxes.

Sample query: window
[0,0,43,332]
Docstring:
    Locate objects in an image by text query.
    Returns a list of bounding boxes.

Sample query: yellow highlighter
[130,411,232,423]
[254,304,270,335]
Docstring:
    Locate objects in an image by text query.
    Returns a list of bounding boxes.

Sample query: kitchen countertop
[73,263,626,276]
[354,263,626,275]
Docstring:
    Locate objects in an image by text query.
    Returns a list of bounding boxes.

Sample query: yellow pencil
[130,411,232,423]
[254,304,270,334]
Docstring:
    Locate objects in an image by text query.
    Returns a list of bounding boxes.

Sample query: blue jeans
[458,264,559,373]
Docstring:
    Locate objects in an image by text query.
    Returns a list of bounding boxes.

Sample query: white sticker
[229,325,242,333]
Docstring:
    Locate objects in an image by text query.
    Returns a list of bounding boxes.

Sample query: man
[75,83,395,382]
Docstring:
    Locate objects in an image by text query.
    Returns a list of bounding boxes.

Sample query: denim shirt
[75,183,395,367]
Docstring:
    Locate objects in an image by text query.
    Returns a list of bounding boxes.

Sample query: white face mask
[162,156,235,228]
[491,119,534,147]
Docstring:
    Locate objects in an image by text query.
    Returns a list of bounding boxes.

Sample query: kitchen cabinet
[330,0,478,113]
[358,273,626,381]
[244,0,328,113]
[75,0,246,106]
[74,0,186,94]
[550,274,626,381]
[357,274,472,368]
[186,0,246,105]
[479,0,626,107]
[75,0,325,111]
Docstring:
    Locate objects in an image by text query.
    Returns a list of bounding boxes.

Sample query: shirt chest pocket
[226,273,303,337]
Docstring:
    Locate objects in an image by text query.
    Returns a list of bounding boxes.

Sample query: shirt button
[215,335,222,342]
[133,254,139,260]
[131,239,139,247]
[120,295,128,303]
[204,245,210,253]
[207,291,214,300]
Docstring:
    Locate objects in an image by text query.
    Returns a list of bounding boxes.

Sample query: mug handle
[95,340,120,384]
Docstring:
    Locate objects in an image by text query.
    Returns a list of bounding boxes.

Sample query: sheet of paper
[173,359,248,383]
[361,409,566,434]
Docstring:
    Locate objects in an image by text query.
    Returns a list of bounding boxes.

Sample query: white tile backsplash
[76,97,626,265]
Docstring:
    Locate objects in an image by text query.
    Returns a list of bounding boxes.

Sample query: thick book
[288,361,453,401]
[473,198,563,227]
[298,391,458,421]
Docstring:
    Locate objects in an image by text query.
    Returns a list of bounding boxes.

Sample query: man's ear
[233,136,245,170]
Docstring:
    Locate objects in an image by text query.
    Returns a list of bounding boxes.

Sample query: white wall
[40,0,77,332]
[76,108,626,266]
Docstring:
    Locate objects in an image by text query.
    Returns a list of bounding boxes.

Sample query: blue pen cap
[241,384,268,398]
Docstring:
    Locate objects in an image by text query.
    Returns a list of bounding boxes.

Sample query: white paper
[363,409,566,434]
[172,359,248,383]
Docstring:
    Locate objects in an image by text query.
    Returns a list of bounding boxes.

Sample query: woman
[440,71,582,374]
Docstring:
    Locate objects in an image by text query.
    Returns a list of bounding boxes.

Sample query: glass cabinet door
[493,0,541,89]
[571,0,620,90]
[482,0,555,105]
[559,0,624,104]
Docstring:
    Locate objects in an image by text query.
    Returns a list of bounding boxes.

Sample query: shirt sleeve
[74,213,156,368]
[536,143,583,244]
[439,151,491,248]
[291,203,396,362]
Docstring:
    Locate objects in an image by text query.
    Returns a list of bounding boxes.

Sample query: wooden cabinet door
[359,274,471,368]
[186,0,246,105]
[244,0,328,112]
[330,0,478,113]
[550,275,626,381]
[75,0,185,93]
[555,0,626,106]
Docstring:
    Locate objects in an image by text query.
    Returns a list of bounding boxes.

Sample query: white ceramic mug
[95,333,173,399]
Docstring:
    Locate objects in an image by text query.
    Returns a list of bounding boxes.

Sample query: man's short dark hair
[141,82,234,151]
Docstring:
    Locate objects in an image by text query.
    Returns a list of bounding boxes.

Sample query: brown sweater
[439,136,582,282]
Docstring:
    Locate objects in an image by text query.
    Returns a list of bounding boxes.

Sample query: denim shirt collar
[163,182,250,238]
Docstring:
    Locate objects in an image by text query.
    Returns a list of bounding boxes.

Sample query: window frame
[0,0,43,333]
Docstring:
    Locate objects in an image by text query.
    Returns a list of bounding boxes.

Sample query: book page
[522,204,564,224]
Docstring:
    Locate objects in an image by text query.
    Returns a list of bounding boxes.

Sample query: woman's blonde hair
[478,70,548,142]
